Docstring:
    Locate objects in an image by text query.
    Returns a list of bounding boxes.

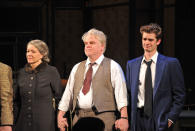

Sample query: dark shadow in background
[176,0,195,109]
[72,117,105,131]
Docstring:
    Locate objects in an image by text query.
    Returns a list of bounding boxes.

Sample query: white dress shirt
[137,52,158,108]
[58,55,128,112]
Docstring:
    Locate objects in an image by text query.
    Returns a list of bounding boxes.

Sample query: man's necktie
[82,63,95,95]
[144,60,153,117]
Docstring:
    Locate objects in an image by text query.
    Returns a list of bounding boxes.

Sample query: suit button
[28,107,31,110]
[30,76,34,80]
[28,99,31,102]
[28,91,32,94]
[29,84,32,87]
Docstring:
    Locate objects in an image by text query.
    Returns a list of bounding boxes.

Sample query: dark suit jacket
[126,54,185,131]
[0,62,13,125]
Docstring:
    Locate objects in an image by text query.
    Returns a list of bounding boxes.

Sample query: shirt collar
[141,51,158,64]
[86,55,104,66]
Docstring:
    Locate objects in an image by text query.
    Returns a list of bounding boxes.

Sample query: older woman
[14,39,62,131]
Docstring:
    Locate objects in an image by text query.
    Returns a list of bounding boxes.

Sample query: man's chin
[145,48,152,52]
[27,61,36,64]
[85,53,92,57]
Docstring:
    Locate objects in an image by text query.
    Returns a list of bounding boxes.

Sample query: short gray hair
[82,28,107,53]
[27,39,50,63]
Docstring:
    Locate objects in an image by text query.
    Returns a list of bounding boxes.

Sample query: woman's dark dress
[14,63,62,131]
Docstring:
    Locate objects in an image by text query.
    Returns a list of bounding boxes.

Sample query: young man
[126,23,185,131]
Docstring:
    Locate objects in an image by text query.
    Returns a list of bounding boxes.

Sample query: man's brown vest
[71,57,117,113]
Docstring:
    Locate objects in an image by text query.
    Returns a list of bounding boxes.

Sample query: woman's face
[26,44,43,65]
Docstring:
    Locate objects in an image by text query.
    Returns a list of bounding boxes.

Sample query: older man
[58,28,129,131]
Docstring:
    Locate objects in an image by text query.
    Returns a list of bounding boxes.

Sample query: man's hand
[0,126,12,131]
[115,118,129,131]
[57,110,68,131]
[58,117,68,131]
[168,120,173,128]
[115,106,129,131]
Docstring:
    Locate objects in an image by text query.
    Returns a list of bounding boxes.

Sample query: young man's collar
[142,51,158,64]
